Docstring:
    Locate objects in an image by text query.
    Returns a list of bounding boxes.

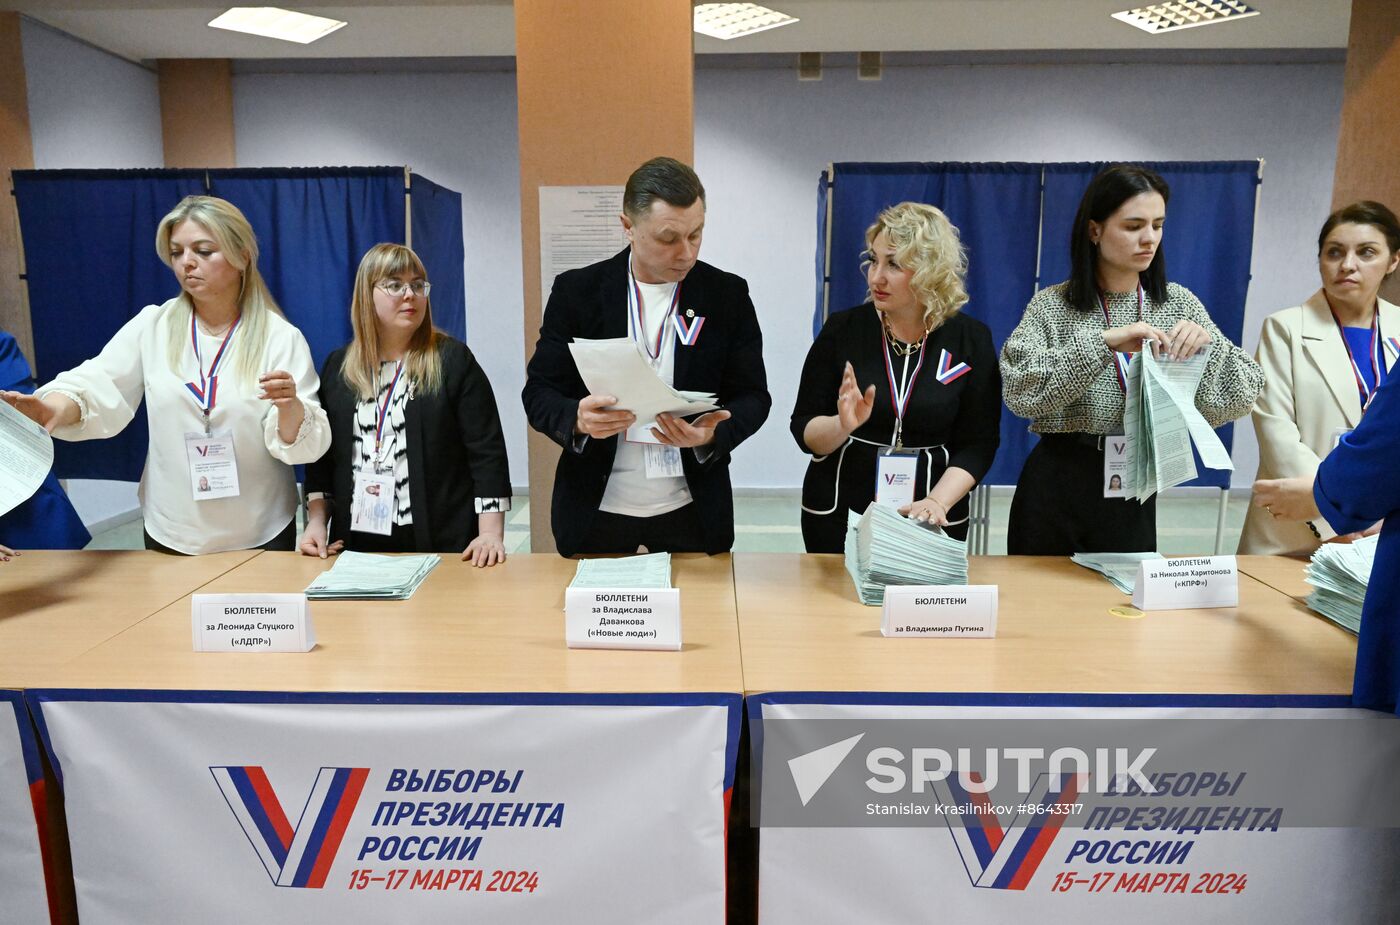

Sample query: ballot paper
[0,399,54,517]
[844,503,969,606]
[568,338,719,435]
[1304,534,1378,634]
[1122,347,1233,502]
[1072,551,1165,595]
[569,552,672,589]
[304,551,441,600]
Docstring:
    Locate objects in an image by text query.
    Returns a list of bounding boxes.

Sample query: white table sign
[881,585,998,637]
[1132,555,1239,611]
[565,588,682,651]
[191,593,316,652]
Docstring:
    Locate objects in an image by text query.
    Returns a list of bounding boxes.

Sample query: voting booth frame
[7,687,1400,923]
[11,166,468,484]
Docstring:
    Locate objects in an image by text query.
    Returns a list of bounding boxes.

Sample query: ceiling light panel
[1111,1,1260,35]
[694,3,799,41]
[208,7,347,44]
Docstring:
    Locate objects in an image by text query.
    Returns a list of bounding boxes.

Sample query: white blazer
[1239,289,1400,555]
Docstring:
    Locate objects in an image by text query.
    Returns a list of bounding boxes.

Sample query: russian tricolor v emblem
[935,772,1085,890]
[211,765,369,888]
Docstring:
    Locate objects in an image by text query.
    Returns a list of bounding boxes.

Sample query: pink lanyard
[1098,284,1144,393]
[373,361,404,469]
[1329,307,1383,412]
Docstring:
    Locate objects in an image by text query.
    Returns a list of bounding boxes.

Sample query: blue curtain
[208,167,405,370]
[819,162,1044,485]
[13,169,207,481]
[409,174,467,343]
[819,160,1260,487]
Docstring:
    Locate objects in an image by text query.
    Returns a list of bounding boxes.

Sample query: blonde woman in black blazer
[299,244,511,565]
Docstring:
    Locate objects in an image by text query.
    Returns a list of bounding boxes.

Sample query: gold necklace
[881,314,929,357]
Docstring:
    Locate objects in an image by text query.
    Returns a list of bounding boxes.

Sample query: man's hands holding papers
[651,410,730,448]
[575,394,636,439]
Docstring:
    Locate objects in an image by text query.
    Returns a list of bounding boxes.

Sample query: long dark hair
[1066,164,1171,311]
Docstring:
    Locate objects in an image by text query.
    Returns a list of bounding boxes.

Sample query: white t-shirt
[598,276,693,517]
[38,298,330,554]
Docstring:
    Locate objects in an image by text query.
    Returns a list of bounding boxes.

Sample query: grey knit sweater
[1000,281,1263,434]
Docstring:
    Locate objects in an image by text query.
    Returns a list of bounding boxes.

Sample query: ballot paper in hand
[304,551,441,600]
[1072,551,1165,595]
[1305,534,1378,635]
[1122,347,1233,502]
[844,503,969,605]
[569,552,672,589]
[0,399,54,517]
[568,338,719,435]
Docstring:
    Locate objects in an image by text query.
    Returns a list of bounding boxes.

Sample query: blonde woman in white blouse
[1,196,329,554]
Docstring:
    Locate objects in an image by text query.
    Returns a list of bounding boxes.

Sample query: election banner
[751,694,1400,923]
[28,690,740,924]
[1,690,53,925]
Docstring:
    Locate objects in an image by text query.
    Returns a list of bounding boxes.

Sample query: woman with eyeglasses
[791,201,1001,552]
[1,195,329,554]
[299,243,511,565]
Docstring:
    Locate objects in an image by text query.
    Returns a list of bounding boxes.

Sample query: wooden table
[733,554,1356,695]
[33,552,743,693]
[1237,553,1314,602]
[0,550,258,688]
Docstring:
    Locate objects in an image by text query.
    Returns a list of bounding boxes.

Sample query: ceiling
[20,0,1352,63]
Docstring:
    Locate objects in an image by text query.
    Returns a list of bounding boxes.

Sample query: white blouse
[37,298,330,554]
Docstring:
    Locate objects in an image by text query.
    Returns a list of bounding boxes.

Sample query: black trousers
[144,518,297,555]
[574,504,708,555]
[346,522,422,553]
[1007,433,1156,555]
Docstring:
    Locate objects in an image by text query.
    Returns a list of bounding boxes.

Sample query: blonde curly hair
[863,202,969,332]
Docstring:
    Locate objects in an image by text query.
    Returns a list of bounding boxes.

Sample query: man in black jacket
[522,157,770,556]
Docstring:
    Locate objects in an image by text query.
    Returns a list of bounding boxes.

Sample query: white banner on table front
[34,692,736,924]
[1,693,51,925]
[754,699,1400,925]
[1132,555,1239,610]
[565,588,681,650]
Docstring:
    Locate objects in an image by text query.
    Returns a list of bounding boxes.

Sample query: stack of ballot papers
[568,552,672,589]
[1304,534,1378,634]
[304,551,441,600]
[1072,551,1165,594]
[1122,348,1234,501]
[844,503,969,605]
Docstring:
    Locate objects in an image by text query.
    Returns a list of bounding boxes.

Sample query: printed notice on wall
[539,186,628,300]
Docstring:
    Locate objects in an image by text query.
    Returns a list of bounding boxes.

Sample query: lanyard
[628,264,682,366]
[880,326,929,449]
[1330,306,1384,412]
[184,312,240,433]
[1098,284,1144,394]
[374,361,405,470]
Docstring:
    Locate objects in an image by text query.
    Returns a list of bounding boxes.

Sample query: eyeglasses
[377,279,431,298]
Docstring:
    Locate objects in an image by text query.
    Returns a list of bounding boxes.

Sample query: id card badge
[875,449,919,508]
[626,421,685,479]
[1103,434,1129,498]
[185,430,240,500]
[351,470,396,535]
[1332,427,1351,451]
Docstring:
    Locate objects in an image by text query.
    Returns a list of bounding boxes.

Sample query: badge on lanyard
[351,470,396,535]
[880,321,929,450]
[1103,434,1130,498]
[875,448,919,508]
[1331,426,1351,451]
[185,429,241,500]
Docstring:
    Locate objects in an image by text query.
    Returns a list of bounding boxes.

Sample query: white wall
[233,69,528,486]
[22,17,163,529]
[694,59,1345,489]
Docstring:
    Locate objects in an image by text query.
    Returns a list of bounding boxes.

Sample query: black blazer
[522,248,770,556]
[306,337,511,552]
